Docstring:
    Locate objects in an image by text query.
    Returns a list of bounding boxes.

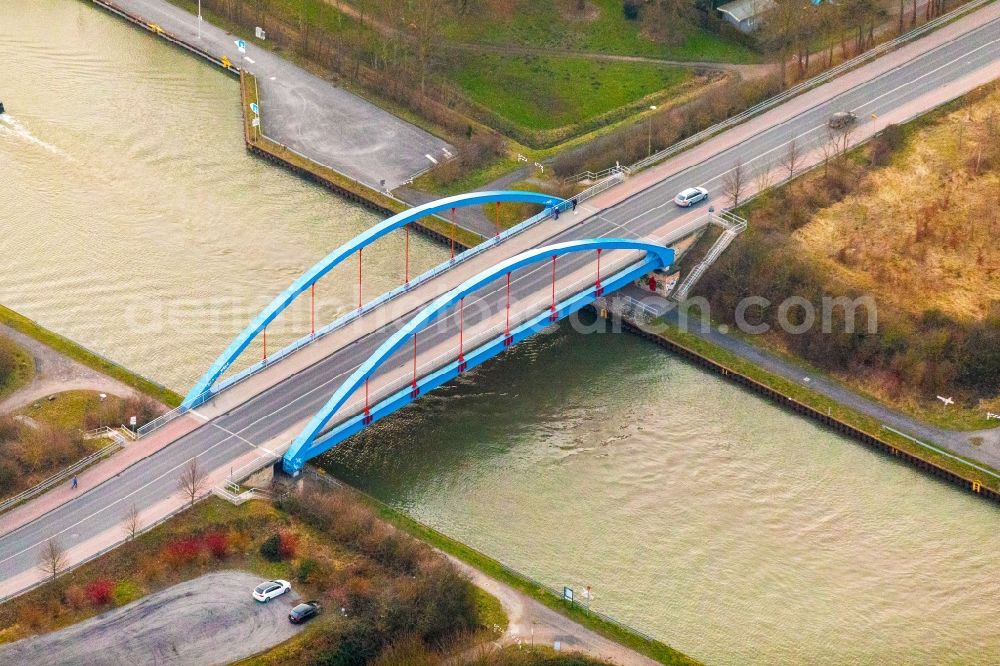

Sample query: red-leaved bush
[202,531,229,559]
[85,579,114,606]
[278,530,298,559]
[163,536,201,568]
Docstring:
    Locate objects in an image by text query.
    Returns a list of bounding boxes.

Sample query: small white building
[717,0,775,33]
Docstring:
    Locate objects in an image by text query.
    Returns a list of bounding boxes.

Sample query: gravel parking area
[0,571,303,665]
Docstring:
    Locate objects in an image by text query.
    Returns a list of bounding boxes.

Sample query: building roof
[717,0,775,23]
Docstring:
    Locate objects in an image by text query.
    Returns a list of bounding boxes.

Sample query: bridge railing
[0,437,125,515]
[160,173,628,421]
[302,243,667,438]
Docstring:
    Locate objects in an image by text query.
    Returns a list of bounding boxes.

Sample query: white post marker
[197,0,202,39]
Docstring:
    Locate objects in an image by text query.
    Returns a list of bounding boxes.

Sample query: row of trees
[760,0,961,86]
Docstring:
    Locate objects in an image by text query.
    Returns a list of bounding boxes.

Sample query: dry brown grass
[794,87,1000,321]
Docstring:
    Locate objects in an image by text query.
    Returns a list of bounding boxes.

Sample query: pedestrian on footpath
[71,475,78,490]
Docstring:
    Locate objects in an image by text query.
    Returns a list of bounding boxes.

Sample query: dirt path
[0,324,140,415]
[445,555,661,666]
[0,571,303,665]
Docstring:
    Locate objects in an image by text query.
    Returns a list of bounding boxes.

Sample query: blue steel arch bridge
[174,189,674,476]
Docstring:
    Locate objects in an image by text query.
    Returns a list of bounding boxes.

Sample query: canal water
[2,2,998,664]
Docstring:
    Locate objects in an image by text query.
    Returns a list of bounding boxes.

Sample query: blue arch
[283,238,674,473]
[183,190,565,409]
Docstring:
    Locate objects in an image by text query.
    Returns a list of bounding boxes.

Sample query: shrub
[202,531,229,559]
[296,558,319,583]
[63,584,87,610]
[0,416,20,443]
[259,534,283,562]
[622,0,641,20]
[163,536,201,568]
[278,530,298,559]
[85,578,114,606]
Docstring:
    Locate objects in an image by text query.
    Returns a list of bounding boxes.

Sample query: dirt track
[0,571,303,665]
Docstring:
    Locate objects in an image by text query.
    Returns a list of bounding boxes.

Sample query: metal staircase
[672,211,747,301]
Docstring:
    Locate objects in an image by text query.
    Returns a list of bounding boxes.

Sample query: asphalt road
[0,571,302,665]
[1,13,998,597]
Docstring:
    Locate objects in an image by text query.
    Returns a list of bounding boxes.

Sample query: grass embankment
[438,0,759,63]
[0,491,511,664]
[445,52,698,143]
[0,335,33,402]
[327,474,701,666]
[0,390,161,503]
[690,82,1000,430]
[0,305,180,408]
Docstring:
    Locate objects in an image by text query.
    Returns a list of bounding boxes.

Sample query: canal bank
[616,314,1000,502]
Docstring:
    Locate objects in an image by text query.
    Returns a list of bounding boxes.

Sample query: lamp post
[647,105,658,157]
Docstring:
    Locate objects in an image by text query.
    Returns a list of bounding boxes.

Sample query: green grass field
[447,53,692,130]
[0,334,34,402]
[441,0,759,63]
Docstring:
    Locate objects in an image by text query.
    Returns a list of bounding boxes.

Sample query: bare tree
[820,130,838,177]
[177,458,207,507]
[38,538,68,580]
[122,503,142,541]
[723,160,746,208]
[782,139,801,180]
[753,161,773,197]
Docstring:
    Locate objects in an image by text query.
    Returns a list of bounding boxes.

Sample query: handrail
[0,438,125,515]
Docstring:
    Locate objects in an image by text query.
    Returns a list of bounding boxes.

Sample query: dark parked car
[828,111,857,130]
[289,601,321,624]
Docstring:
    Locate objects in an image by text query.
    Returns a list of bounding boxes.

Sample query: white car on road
[673,186,709,207]
[252,580,291,603]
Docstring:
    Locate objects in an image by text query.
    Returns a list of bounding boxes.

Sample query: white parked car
[252,579,291,602]
[673,186,709,207]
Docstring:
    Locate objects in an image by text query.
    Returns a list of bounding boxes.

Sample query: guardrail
[137,406,184,437]
[564,165,631,184]
[564,0,995,184]
[0,438,125,515]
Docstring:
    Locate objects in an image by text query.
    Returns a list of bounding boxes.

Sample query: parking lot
[0,571,303,665]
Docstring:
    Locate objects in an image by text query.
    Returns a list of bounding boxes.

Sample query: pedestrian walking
[572,198,578,212]
[71,475,78,490]
[554,206,560,220]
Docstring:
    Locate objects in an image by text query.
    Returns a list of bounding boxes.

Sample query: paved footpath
[91,0,453,191]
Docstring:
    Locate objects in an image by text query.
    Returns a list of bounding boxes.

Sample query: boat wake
[0,114,69,158]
